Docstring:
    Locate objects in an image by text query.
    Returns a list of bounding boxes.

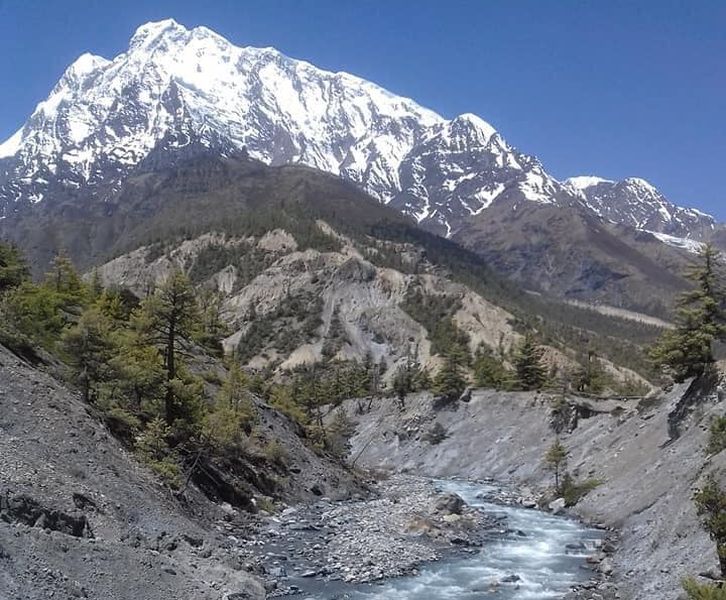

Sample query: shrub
[422,422,448,445]
[682,578,726,599]
[561,475,603,507]
[707,416,726,455]
[264,439,288,467]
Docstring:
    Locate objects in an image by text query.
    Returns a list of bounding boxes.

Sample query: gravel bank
[252,475,501,595]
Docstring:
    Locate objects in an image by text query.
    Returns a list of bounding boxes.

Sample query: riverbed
[280,478,603,599]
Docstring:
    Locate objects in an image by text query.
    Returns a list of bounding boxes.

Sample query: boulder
[433,493,466,515]
[549,498,566,514]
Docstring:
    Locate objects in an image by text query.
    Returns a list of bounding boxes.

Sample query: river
[291,479,603,599]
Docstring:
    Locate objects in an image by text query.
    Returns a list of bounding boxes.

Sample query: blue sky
[1,0,724,218]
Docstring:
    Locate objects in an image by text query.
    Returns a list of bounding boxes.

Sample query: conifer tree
[0,242,28,293]
[432,351,467,399]
[575,350,609,394]
[45,251,85,304]
[514,333,547,390]
[134,271,201,425]
[473,344,509,389]
[650,244,726,381]
[204,363,255,453]
[61,307,115,403]
[693,474,726,577]
[544,438,569,491]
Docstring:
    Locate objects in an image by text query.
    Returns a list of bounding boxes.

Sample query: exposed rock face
[566,176,715,243]
[94,226,520,375]
[339,385,724,599]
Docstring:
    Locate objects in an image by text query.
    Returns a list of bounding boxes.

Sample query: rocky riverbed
[239,475,611,598]
[249,476,500,596]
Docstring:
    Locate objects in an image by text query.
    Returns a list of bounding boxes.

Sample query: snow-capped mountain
[0,18,580,237]
[0,17,719,313]
[565,175,715,243]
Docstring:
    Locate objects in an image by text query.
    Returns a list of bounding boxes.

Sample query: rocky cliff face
[566,176,715,245]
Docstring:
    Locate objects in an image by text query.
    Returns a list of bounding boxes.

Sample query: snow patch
[649,231,704,254]
[0,128,23,158]
[564,175,613,189]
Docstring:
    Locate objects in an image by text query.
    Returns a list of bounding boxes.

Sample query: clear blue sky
[1,0,724,218]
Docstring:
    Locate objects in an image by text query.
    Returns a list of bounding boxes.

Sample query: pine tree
[514,333,547,390]
[575,350,609,394]
[473,344,509,389]
[693,475,726,577]
[651,244,726,381]
[133,271,201,425]
[544,438,569,491]
[432,351,467,399]
[0,242,28,293]
[61,307,115,403]
[45,251,86,305]
[204,363,255,453]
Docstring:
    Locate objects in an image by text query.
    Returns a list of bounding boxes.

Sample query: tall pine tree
[134,271,202,425]
[650,244,726,381]
[514,333,547,390]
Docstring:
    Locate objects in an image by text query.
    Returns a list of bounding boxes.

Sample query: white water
[298,480,602,599]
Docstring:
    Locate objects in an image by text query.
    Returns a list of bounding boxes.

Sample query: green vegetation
[574,350,609,394]
[400,288,469,358]
[708,416,726,456]
[0,244,278,493]
[544,439,568,490]
[651,244,726,382]
[0,242,28,292]
[237,292,323,362]
[694,475,726,577]
[472,343,512,390]
[391,353,430,406]
[559,474,602,507]
[682,578,726,599]
[514,334,547,391]
[543,438,601,506]
[432,351,468,399]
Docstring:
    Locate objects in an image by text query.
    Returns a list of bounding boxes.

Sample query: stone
[433,493,466,515]
[549,498,566,514]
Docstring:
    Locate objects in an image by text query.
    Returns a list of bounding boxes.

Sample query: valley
[1,13,725,600]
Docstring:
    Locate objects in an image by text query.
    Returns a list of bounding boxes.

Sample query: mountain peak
[129,18,186,47]
[451,113,497,141]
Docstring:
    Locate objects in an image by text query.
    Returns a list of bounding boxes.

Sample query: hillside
[0,342,265,600]
[5,152,658,380]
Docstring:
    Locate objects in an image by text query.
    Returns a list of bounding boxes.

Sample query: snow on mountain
[565,175,715,241]
[0,18,574,237]
[388,113,572,236]
[565,175,613,190]
[0,18,716,245]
